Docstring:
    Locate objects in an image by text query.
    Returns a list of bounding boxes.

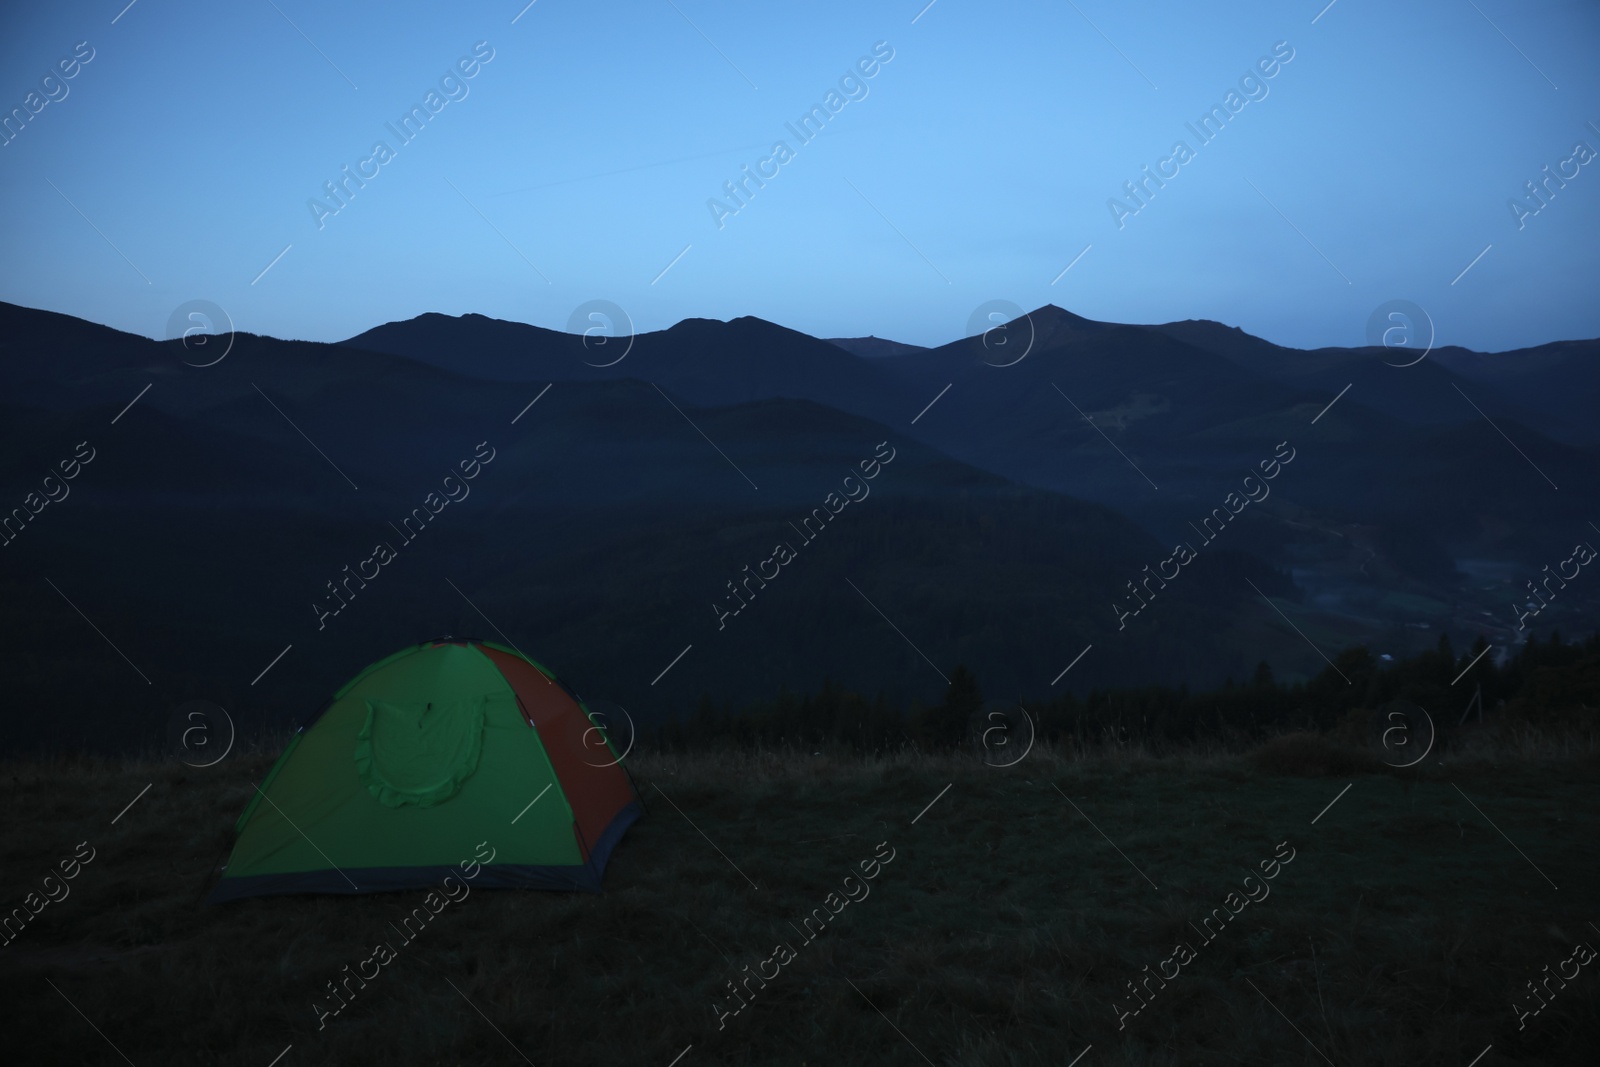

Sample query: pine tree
[918,665,983,748]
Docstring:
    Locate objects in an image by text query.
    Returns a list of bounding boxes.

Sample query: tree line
[649,630,1600,754]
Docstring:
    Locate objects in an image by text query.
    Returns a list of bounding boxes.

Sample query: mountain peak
[1030,303,1095,320]
[1147,317,1278,356]
[1008,304,1109,346]
[1166,316,1246,332]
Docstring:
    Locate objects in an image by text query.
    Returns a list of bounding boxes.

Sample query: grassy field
[2,738,1596,1066]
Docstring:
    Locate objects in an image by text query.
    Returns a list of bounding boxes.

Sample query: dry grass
[1245,732,1384,777]
[1,742,1596,1065]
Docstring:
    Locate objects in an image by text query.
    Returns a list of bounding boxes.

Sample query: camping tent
[208,638,641,903]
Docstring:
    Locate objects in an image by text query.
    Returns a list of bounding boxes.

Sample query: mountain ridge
[6,299,1598,732]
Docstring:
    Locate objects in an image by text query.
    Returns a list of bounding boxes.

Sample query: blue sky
[2,0,1597,352]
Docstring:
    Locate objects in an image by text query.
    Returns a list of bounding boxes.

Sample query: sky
[2,0,1598,353]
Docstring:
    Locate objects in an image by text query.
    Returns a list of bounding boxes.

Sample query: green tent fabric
[354,696,487,808]
[208,639,641,902]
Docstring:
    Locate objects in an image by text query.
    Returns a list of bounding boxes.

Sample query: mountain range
[3,299,1595,753]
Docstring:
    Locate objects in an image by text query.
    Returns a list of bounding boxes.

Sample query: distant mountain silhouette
[4,299,1596,753]
[3,300,1300,754]
[345,311,917,413]
[336,299,1600,667]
